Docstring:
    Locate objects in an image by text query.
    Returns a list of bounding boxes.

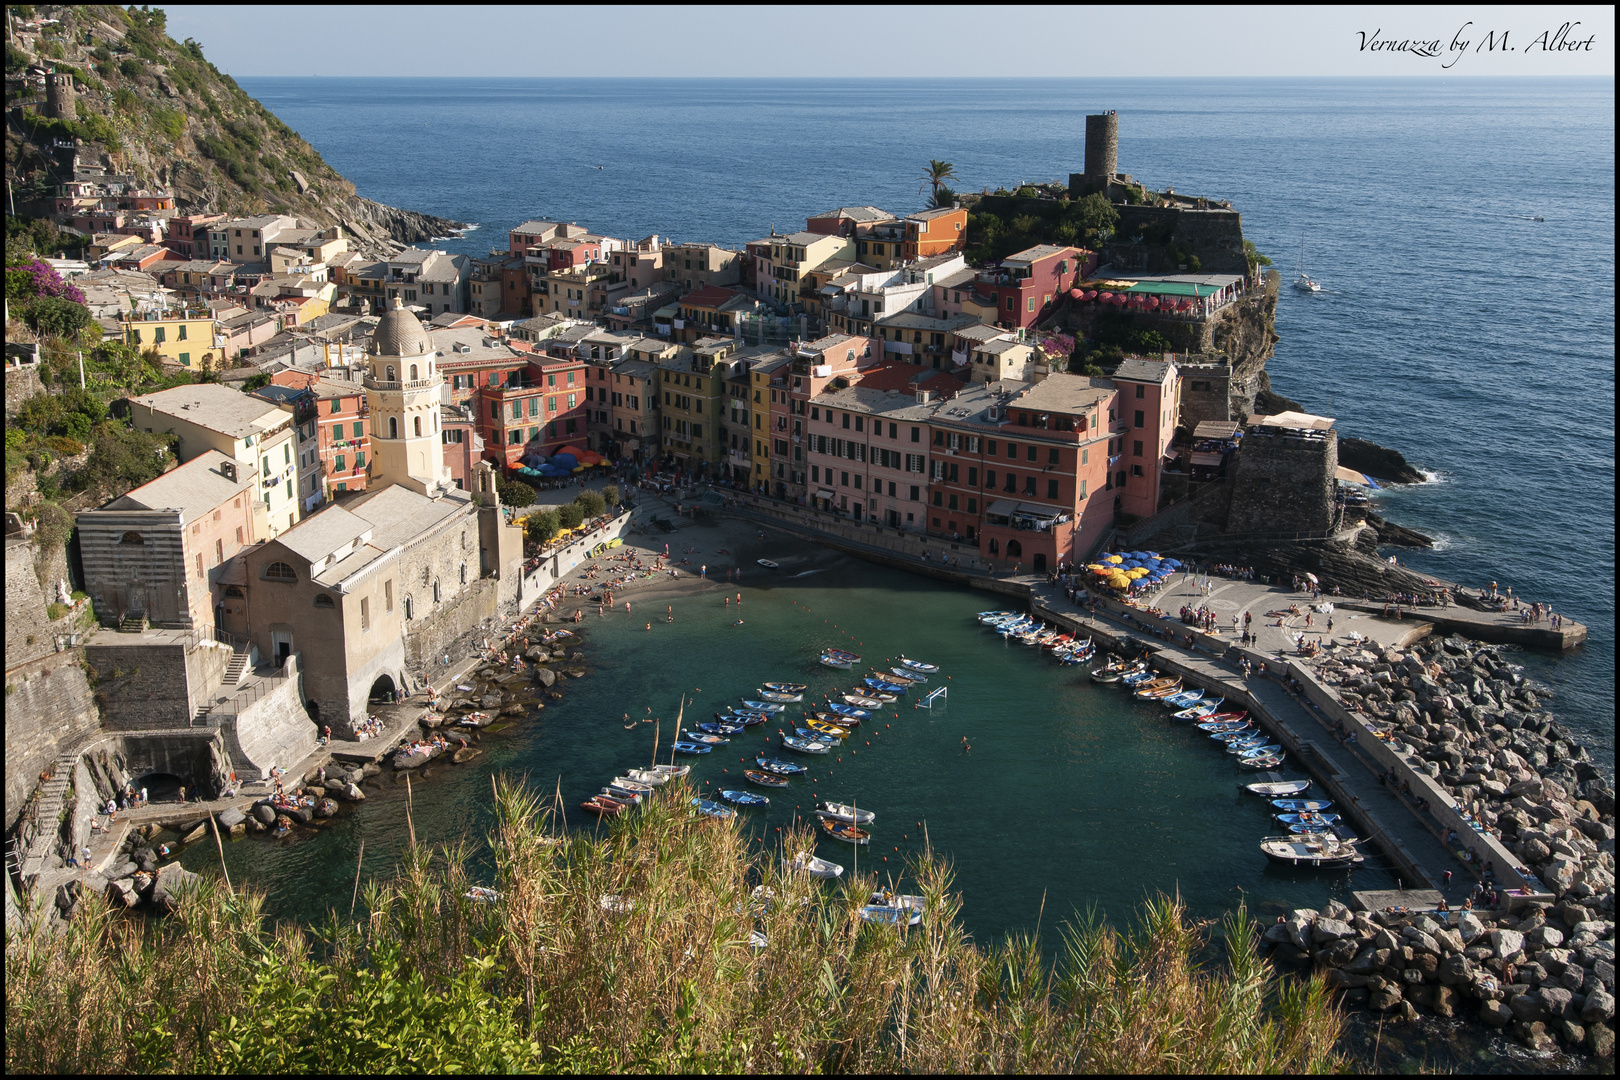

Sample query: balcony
[363,374,442,392]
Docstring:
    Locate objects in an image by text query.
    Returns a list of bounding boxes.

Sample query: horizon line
[237,73,1616,80]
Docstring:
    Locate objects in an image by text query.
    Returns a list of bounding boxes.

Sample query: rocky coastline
[1286,632,1616,1060]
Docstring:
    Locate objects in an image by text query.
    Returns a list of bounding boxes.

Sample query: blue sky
[163,5,1613,78]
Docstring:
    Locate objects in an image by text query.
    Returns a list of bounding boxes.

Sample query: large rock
[105,877,140,909]
[1320,938,1360,967]
[1529,925,1566,949]
[1493,928,1526,963]
[217,807,246,830]
[1431,984,1459,1018]
[1438,953,1474,986]
[1312,918,1356,944]
[1509,992,1547,1023]
[1539,986,1575,1019]
[1481,999,1514,1027]
[1457,912,1487,942]
[480,693,504,710]
[253,803,277,825]
[323,778,348,794]
[1369,984,1403,1011]
[533,666,556,688]
[1325,968,1368,990]
[342,782,366,802]
[1582,988,1615,1024]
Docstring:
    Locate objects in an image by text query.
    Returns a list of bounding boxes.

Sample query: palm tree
[918,159,958,199]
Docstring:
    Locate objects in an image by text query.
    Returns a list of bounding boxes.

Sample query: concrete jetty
[1332,597,1586,651]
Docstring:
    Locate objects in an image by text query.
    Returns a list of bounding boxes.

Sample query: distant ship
[1293,234,1321,293]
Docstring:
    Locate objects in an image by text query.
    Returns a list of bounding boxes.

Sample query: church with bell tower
[365,297,454,497]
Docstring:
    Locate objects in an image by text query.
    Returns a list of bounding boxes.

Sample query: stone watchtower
[45,69,77,120]
[1084,111,1119,188]
[364,298,453,497]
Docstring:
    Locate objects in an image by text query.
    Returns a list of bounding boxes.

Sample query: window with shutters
[1047,479,1059,499]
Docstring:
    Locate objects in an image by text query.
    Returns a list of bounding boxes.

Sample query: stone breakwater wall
[1263,896,1614,1059]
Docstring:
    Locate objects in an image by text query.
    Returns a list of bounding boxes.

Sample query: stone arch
[414,415,422,437]
[120,530,144,545]
[1006,539,1022,559]
[313,594,335,608]
[388,416,399,440]
[368,673,396,702]
[386,364,396,381]
[409,363,419,381]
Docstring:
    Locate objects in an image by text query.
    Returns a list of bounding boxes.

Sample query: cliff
[4,5,462,254]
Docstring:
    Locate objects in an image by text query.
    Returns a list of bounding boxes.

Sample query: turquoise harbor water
[187,530,1397,941]
[240,75,1615,766]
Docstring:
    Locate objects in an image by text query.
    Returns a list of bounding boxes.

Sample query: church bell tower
[365,298,451,496]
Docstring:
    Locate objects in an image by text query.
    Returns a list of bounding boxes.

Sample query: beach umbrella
[1086,289,1098,300]
[1105,554,1123,564]
[1304,572,1320,584]
[1069,288,1083,299]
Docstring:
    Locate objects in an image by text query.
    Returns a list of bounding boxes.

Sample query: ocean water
[240,76,1613,765]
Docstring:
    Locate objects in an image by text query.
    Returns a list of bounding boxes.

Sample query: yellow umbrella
[1086,563,1106,571]
[1106,555,1124,564]
[1107,574,1131,588]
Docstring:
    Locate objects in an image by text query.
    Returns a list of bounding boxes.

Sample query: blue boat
[827,703,872,720]
[696,721,745,735]
[863,677,908,694]
[1237,744,1282,759]
[741,700,786,713]
[1276,812,1340,826]
[755,755,808,776]
[781,735,832,754]
[758,690,804,703]
[690,797,736,819]
[796,727,848,742]
[720,789,769,808]
[688,732,730,745]
[1162,689,1204,709]
[1271,799,1334,812]
[717,709,769,725]
[671,740,712,755]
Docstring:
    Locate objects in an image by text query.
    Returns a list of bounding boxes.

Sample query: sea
[209,77,1613,1069]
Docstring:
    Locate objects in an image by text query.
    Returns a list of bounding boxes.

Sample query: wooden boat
[827,703,872,720]
[743,769,789,788]
[720,789,769,808]
[671,740,711,755]
[1161,689,1204,708]
[821,654,855,669]
[755,755,808,776]
[782,735,832,754]
[1239,753,1287,770]
[1197,718,1249,731]
[819,818,870,845]
[1276,812,1340,827]
[796,726,842,742]
[788,851,844,879]
[811,711,860,728]
[816,800,874,824]
[1200,711,1248,724]
[717,709,768,725]
[651,763,691,779]
[1271,799,1333,812]
[1260,833,1363,867]
[886,667,926,683]
[864,677,908,694]
[695,721,745,735]
[842,694,884,708]
[763,682,808,693]
[898,657,938,673]
[1236,743,1282,759]
[688,732,730,745]
[758,690,804,703]
[581,795,627,816]
[690,797,736,820]
[863,890,923,926]
[856,687,898,702]
[1133,679,1184,699]
[603,786,643,806]
[756,559,779,568]
[803,720,848,739]
[1244,778,1310,797]
[1172,701,1220,720]
[824,648,861,662]
[741,700,785,713]
[1089,664,1138,684]
[1120,668,1160,686]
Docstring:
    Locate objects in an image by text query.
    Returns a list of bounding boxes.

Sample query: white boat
[1260,833,1362,868]
[1293,234,1321,293]
[898,657,938,673]
[787,851,844,879]
[626,768,668,787]
[652,763,691,779]
[815,800,875,825]
[1242,776,1310,797]
[821,654,854,669]
[756,559,779,568]
[862,890,924,926]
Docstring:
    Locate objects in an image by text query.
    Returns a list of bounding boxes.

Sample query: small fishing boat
[857,687,898,702]
[1200,711,1247,724]
[1244,778,1310,797]
[818,818,870,845]
[788,851,844,879]
[796,726,844,743]
[898,657,938,673]
[863,890,924,926]
[1161,689,1204,709]
[695,721,745,735]
[758,690,804,703]
[1276,812,1340,827]
[1197,718,1249,732]
[652,763,691,779]
[717,709,768,725]
[1239,753,1287,770]
[755,755,808,776]
[691,797,736,820]
[688,732,730,745]
[603,785,643,806]
[842,694,885,708]
[1172,701,1220,720]
[976,611,1018,624]
[741,700,785,713]
[720,789,769,808]
[465,886,501,904]
[1120,668,1160,686]
[1089,663,1138,684]
[611,776,655,794]
[1134,679,1184,700]
[888,667,926,683]
[803,720,848,739]
[763,682,808,693]
[1271,799,1333,812]
[743,769,789,788]
[820,654,855,669]
[824,648,862,662]
[581,795,627,816]
[671,740,712,755]
[827,703,872,720]
[756,559,779,568]
[1260,833,1362,867]
[864,677,908,694]
[782,735,832,754]
[815,801,874,825]
[811,711,860,728]
[1236,743,1282,759]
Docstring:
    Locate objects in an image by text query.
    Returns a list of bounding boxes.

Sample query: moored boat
[695,721,745,735]
[888,667,927,683]
[581,795,627,816]
[824,648,861,662]
[818,818,870,845]
[626,768,667,786]
[1239,752,1287,770]
[821,654,855,669]
[782,735,832,754]
[763,681,808,693]
[652,763,691,779]
[1133,678,1183,699]
[811,711,860,728]
[804,720,848,739]
[898,657,938,673]
[863,890,924,926]
[721,788,769,807]
[1244,778,1310,797]
[827,703,872,720]
[691,797,736,819]
[1276,811,1340,827]
[671,740,712,755]
[788,851,844,878]
[743,769,789,788]
[815,800,874,824]
[797,726,846,743]
[741,700,786,713]
[755,755,808,776]
[603,785,643,806]
[688,732,730,745]
[756,559,779,568]
[1260,832,1362,867]
[841,694,884,708]
[1271,799,1333,812]
[758,690,804,703]
[864,677,908,694]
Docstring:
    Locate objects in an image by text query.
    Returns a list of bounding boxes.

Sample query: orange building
[902,207,968,260]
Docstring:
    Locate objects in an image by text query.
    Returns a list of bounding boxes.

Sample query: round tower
[45,70,77,121]
[1084,111,1119,187]
[365,298,451,496]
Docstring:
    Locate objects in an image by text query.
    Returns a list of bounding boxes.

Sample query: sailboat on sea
[1293,234,1321,293]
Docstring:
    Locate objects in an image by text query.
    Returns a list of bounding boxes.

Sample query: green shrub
[46,602,68,621]
[576,489,606,519]
[556,502,585,530]
[495,477,536,508]
[118,56,143,79]
[601,484,620,507]
[525,508,560,543]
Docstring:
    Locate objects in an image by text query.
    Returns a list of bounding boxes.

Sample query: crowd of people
[354,715,385,740]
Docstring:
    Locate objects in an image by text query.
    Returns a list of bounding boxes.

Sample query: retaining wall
[221,653,318,779]
[3,648,101,831]
[82,637,231,730]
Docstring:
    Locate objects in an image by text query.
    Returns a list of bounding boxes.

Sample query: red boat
[581,795,628,816]
[1200,711,1248,724]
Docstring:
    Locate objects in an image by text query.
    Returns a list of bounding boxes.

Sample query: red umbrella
[1147,297,1160,309]
[1068,288,1083,299]
[1113,294,1127,305]
[1098,291,1114,302]
[1086,289,1098,300]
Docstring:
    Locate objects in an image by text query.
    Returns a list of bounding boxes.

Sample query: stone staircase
[116,611,148,633]
[20,753,81,877]
[222,643,251,687]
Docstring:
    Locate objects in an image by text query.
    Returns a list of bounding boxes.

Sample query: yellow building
[745,350,793,492]
[123,310,222,370]
[127,383,302,536]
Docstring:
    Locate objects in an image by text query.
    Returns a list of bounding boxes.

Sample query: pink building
[975,244,1097,332]
[1105,358,1181,522]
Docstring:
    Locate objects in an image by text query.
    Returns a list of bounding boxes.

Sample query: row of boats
[979,609,1368,871]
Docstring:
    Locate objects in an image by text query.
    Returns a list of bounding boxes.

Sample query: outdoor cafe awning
[815,489,836,500]
[1334,466,1380,488]
[1013,502,1062,521]
[985,498,1018,517]
[1190,451,1225,467]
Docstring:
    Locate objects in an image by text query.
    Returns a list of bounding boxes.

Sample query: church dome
[370,297,432,356]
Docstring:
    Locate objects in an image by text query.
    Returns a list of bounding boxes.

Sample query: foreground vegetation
[6,778,1345,1073]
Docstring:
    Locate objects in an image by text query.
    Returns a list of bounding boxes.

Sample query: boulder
[1345,946,1382,976]
[1434,927,1465,954]
[180,822,208,845]
[107,860,139,881]
[253,803,277,825]
[229,823,246,838]
[105,877,140,909]
[1431,984,1459,1018]
[1320,898,1352,923]
[480,693,504,710]
[343,782,365,802]
[1516,1020,1555,1052]
[1438,953,1474,986]
[315,799,337,819]
[1312,918,1356,944]
[1481,998,1514,1027]
[1493,928,1526,963]
[452,747,482,765]
[1369,984,1403,1011]
[1509,992,1547,1023]
[1263,922,1292,945]
[1320,938,1359,967]
[217,807,246,830]
[1530,925,1566,949]
[1406,930,1443,956]
[1286,915,1313,952]
[1589,1020,1616,1061]
[1539,986,1575,1019]
[1584,989,1618,1024]
[1325,968,1369,991]
[1457,912,1487,942]
[533,667,557,688]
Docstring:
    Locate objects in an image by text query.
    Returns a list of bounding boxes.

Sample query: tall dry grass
[5,775,1346,1073]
